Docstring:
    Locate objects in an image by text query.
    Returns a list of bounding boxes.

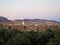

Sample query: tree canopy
[0,29,60,45]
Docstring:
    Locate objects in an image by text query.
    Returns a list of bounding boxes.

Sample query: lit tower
[22,21,25,25]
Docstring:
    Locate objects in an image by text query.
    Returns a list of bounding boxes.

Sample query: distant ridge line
[0,16,60,24]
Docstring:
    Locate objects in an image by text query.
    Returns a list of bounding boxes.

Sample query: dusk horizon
[0,0,60,45]
[0,16,60,22]
[0,0,60,21]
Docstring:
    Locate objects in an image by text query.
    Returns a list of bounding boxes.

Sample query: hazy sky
[0,0,60,21]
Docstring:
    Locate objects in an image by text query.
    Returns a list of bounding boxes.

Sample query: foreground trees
[0,29,60,45]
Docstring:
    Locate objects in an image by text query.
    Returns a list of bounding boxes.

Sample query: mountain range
[0,16,60,24]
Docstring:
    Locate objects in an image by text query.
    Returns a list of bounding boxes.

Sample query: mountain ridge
[0,16,60,24]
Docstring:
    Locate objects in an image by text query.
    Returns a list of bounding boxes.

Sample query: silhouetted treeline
[0,29,60,45]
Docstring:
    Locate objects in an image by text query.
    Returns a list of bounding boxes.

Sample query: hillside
[0,16,12,23]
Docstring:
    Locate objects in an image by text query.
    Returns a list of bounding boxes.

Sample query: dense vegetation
[0,29,60,45]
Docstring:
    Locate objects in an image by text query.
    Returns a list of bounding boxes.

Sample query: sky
[0,0,60,21]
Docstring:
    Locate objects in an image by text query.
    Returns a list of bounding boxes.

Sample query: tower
[22,21,25,25]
